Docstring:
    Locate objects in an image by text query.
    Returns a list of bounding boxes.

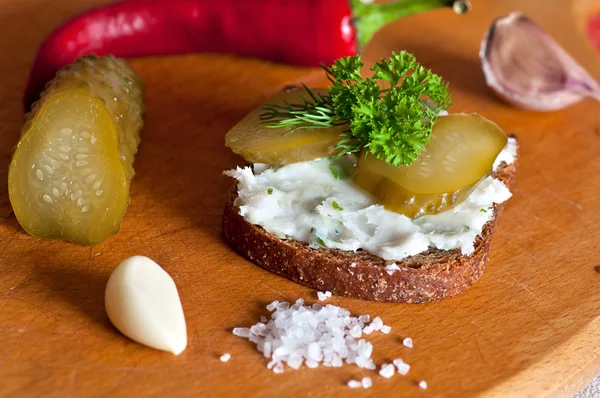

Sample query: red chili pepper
[24,0,470,108]
[587,12,600,53]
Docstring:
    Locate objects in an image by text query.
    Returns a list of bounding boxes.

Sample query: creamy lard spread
[225,138,517,261]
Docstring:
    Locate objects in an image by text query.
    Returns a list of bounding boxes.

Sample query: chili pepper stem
[350,0,471,50]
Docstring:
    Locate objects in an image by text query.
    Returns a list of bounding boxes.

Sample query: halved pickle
[353,114,508,218]
[8,55,144,245]
[226,88,345,165]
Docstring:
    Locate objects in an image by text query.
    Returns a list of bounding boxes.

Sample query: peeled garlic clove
[105,256,187,355]
[480,12,600,111]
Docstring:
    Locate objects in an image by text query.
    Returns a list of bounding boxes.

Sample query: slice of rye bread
[222,145,518,303]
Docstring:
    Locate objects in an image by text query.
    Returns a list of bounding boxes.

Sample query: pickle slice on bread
[353,114,508,217]
[226,88,344,165]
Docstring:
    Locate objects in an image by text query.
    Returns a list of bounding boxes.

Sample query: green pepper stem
[350,0,471,50]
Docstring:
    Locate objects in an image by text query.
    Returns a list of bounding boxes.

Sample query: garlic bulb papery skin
[480,12,600,111]
[105,256,188,355]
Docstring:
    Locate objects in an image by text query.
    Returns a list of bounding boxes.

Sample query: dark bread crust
[222,148,518,303]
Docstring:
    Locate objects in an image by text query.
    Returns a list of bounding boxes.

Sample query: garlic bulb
[480,12,600,111]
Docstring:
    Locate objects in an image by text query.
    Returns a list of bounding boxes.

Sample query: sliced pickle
[353,114,508,218]
[226,88,345,165]
[8,55,144,245]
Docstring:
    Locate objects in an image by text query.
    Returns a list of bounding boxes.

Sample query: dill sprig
[259,51,452,167]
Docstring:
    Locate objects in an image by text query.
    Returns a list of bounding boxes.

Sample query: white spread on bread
[225,138,517,261]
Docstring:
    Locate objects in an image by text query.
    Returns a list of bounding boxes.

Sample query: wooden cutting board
[1,0,600,396]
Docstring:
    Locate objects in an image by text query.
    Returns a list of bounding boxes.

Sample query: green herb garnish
[260,51,451,167]
[332,201,344,211]
[267,187,273,195]
[328,155,351,180]
[316,237,328,247]
[480,208,487,213]
[329,164,340,180]
[329,162,349,180]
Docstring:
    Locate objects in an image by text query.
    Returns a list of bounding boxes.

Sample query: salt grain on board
[371,317,383,331]
[232,327,250,338]
[347,380,362,388]
[361,377,373,388]
[317,291,332,301]
[419,380,428,390]
[220,353,231,362]
[379,363,395,379]
[403,337,413,348]
[380,325,392,334]
[393,358,411,375]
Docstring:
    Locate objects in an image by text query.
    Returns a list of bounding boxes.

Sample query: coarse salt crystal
[393,358,411,375]
[307,342,322,361]
[379,363,395,378]
[332,356,343,367]
[266,301,279,311]
[370,316,383,331]
[220,353,231,362]
[273,362,284,374]
[397,363,411,375]
[419,380,428,390]
[263,341,272,357]
[358,314,370,323]
[349,325,362,338]
[232,327,250,338]
[317,291,327,301]
[260,316,268,323]
[380,325,392,334]
[347,380,362,388]
[385,263,400,275]
[403,337,413,348]
[354,356,369,368]
[325,291,332,297]
[350,262,357,268]
[363,325,374,335]
[287,354,303,370]
[357,340,373,357]
[361,376,372,388]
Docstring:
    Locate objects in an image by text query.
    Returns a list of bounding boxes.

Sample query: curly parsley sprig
[259,51,451,167]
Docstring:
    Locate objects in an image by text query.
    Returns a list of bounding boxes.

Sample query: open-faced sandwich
[223,52,517,303]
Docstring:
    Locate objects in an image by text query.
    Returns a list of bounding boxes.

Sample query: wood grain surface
[1,0,600,397]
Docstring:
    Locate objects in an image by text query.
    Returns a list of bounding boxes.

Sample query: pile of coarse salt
[232,298,393,373]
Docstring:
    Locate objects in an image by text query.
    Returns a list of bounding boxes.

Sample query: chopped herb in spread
[328,161,349,180]
[267,187,273,195]
[332,201,344,211]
